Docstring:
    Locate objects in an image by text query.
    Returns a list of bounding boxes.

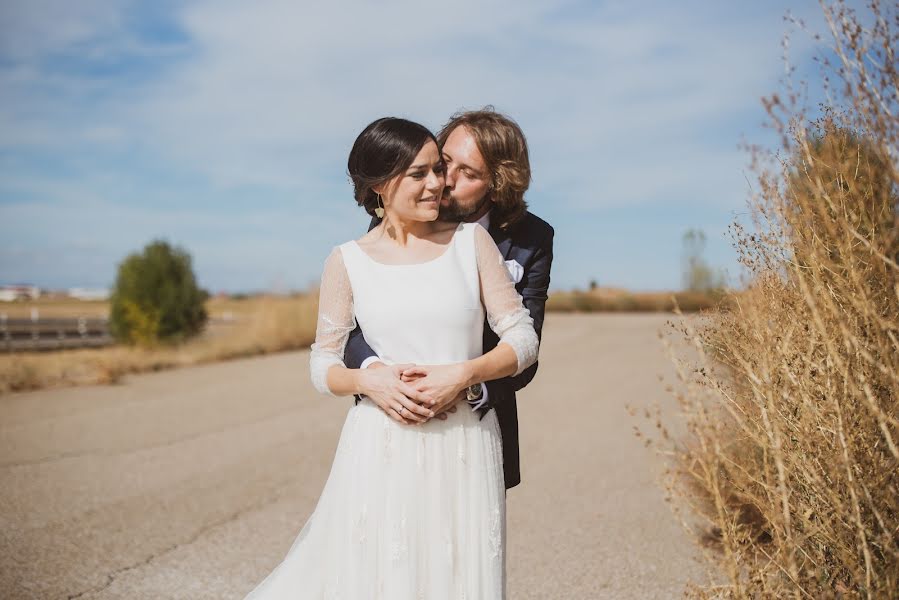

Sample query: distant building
[0,284,40,301]
[68,287,110,301]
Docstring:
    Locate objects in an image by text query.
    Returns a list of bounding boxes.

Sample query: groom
[344,108,554,491]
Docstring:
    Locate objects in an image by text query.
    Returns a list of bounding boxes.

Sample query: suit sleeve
[342,215,384,370]
[343,323,376,370]
[484,225,554,407]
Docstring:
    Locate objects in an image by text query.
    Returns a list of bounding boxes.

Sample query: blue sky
[0,1,841,293]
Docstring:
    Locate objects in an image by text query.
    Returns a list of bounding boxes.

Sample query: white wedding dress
[243,221,538,600]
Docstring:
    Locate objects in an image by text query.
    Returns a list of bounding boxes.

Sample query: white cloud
[2,0,825,196]
[119,0,825,201]
[0,0,837,290]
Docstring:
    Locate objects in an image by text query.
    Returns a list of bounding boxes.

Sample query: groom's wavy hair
[437,107,531,232]
[347,117,439,218]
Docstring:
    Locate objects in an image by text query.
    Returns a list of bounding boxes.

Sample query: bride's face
[379,140,445,223]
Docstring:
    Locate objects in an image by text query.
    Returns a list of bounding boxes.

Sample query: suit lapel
[489,220,514,260]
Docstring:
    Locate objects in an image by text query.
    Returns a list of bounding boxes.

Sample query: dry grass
[547,287,733,313]
[0,298,110,319]
[649,2,899,598]
[0,295,297,320]
[0,294,319,395]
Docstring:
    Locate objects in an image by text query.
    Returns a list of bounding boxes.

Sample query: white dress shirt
[361,212,494,412]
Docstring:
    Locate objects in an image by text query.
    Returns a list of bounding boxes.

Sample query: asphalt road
[1,313,707,599]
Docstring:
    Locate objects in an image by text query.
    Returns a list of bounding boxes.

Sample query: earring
[374,193,385,218]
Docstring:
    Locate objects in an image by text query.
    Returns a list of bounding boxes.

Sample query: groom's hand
[433,390,465,420]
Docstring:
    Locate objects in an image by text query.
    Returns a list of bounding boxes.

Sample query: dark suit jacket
[343,210,554,489]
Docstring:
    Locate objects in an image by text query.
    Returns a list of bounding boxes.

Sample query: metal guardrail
[0,315,114,352]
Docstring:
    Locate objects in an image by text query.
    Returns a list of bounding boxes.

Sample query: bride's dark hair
[347,117,439,217]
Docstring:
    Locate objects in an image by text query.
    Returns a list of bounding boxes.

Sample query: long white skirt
[243,397,507,599]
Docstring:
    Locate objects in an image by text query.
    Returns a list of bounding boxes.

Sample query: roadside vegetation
[0,294,318,395]
[546,288,730,313]
[653,2,899,597]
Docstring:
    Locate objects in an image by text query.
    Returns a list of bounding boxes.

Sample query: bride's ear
[374,174,402,203]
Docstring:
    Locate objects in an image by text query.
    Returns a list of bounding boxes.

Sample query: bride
[242,117,538,599]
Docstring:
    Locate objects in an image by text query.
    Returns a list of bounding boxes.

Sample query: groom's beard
[438,192,490,223]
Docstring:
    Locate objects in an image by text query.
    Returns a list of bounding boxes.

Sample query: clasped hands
[359,362,470,425]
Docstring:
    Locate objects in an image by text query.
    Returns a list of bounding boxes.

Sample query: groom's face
[439,126,491,222]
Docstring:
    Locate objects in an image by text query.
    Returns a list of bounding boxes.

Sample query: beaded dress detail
[243,222,537,600]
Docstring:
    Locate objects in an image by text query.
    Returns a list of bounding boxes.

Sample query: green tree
[109,239,209,346]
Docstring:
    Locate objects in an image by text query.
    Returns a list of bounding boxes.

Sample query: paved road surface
[1,313,707,599]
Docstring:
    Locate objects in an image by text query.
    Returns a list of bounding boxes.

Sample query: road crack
[65,489,286,599]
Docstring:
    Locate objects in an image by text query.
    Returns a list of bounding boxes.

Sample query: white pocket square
[504,259,524,283]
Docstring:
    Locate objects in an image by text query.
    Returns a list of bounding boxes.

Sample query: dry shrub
[656,2,899,597]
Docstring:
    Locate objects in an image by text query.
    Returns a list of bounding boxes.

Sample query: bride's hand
[399,364,469,415]
[358,363,437,425]
[401,370,462,421]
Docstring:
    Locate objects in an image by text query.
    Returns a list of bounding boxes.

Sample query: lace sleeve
[309,246,357,396]
[473,224,539,376]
